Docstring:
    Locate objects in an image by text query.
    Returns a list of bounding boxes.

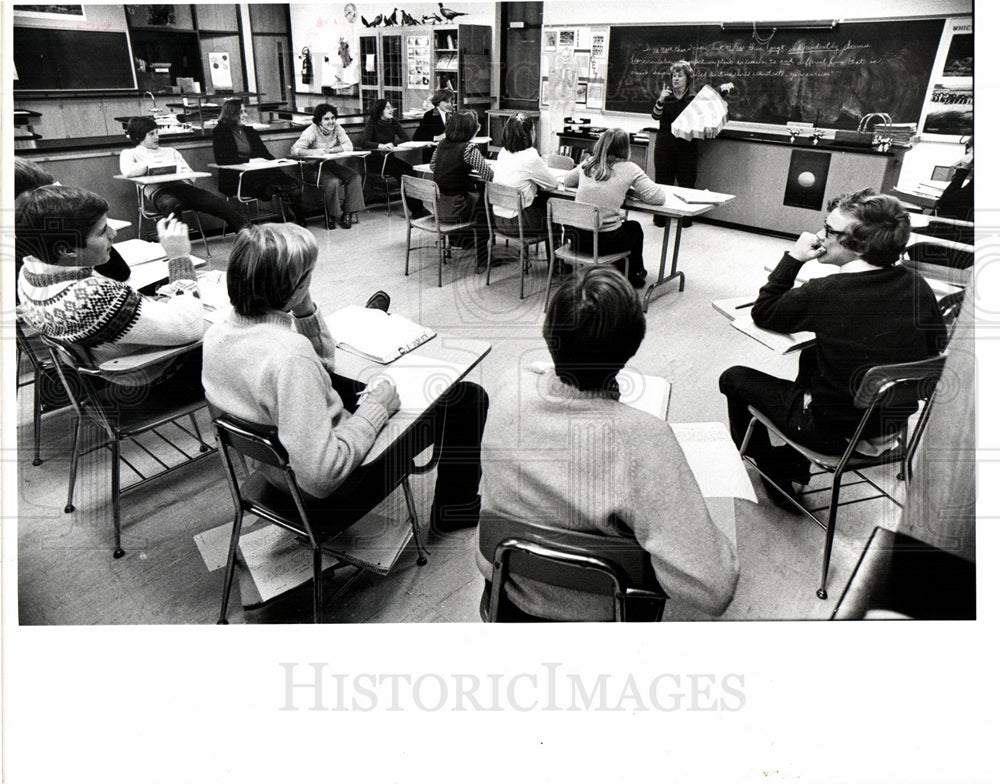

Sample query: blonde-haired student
[562,128,665,287]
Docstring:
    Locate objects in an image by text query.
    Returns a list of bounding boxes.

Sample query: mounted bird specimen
[438,3,468,21]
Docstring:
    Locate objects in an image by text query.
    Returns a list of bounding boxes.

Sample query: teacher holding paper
[651,60,698,226]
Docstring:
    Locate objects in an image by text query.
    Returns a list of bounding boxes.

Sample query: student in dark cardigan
[719,189,947,511]
[359,98,417,180]
[428,110,494,269]
[211,99,305,225]
[413,88,453,142]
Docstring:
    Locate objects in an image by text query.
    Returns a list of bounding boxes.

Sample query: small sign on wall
[209,52,233,90]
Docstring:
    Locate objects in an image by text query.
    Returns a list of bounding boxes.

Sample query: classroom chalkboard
[605,19,945,129]
[13,26,136,91]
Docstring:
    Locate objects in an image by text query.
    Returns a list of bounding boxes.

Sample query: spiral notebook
[325,304,436,364]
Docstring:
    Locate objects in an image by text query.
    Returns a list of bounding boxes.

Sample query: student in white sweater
[289,103,364,230]
[490,113,559,235]
[119,116,247,234]
[16,185,205,388]
[202,223,490,532]
[562,128,666,287]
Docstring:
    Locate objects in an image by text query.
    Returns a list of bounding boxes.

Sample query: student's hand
[362,378,400,416]
[379,143,394,152]
[789,231,826,262]
[157,216,191,259]
[290,290,316,318]
[954,151,973,170]
[658,85,672,101]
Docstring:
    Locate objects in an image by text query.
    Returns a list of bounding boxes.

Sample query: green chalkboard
[605,19,945,128]
[14,26,136,91]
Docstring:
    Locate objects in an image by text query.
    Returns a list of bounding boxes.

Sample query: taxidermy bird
[438,3,467,21]
[364,14,382,27]
[385,8,399,26]
[400,10,419,25]
[422,13,443,24]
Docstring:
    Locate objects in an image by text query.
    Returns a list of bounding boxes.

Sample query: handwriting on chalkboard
[606,20,945,129]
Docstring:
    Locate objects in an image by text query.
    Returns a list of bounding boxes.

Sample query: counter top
[16,115,419,156]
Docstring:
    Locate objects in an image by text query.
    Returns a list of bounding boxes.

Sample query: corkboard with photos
[540,25,610,111]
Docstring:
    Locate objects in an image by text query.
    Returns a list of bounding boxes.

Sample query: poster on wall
[209,52,233,90]
[942,33,972,77]
[543,30,557,51]
[922,84,973,136]
[289,4,360,93]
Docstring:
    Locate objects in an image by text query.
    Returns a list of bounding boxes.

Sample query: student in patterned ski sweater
[16,185,205,387]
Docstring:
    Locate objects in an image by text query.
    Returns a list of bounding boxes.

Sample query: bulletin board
[540,25,609,111]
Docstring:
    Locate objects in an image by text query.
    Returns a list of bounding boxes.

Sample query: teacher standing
[651,60,697,227]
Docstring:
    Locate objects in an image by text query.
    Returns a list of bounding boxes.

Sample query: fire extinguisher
[300,46,314,85]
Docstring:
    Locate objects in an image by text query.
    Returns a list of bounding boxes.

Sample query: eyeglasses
[822,221,848,241]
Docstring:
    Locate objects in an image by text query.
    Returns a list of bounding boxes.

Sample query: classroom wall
[537,0,974,185]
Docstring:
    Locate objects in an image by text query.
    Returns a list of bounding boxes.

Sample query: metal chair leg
[64,414,82,513]
[192,211,210,257]
[32,378,43,465]
[312,547,323,623]
[188,413,210,452]
[817,473,843,600]
[437,231,445,287]
[401,476,428,566]
[217,508,245,624]
[405,223,412,276]
[112,434,125,559]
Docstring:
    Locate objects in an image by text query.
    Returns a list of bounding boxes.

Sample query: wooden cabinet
[360,24,491,117]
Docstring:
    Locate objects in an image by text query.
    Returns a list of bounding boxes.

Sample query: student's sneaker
[364,290,391,312]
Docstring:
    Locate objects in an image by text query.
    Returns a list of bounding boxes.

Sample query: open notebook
[325,304,436,364]
[712,297,816,354]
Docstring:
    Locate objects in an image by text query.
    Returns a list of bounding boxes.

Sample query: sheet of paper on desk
[731,315,815,354]
[113,239,166,266]
[669,422,756,502]
[376,353,468,412]
[197,270,232,323]
[671,187,731,205]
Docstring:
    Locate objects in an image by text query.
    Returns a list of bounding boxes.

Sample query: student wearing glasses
[718,189,947,510]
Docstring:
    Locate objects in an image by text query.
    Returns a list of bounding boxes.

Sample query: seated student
[478,267,739,620]
[719,189,947,510]
[936,137,973,222]
[360,98,417,180]
[201,223,490,532]
[212,99,305,225]
[16,185,204,387]
[15,157,131,283]
[429,110,494,268]
[490,112,558,236]
[120,116,248,235]
[413,88,453,142]
[289,103,364,230]
[562,128,665,288]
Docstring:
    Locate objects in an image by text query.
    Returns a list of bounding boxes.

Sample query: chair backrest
[484,181,524,214]
[400,174,440,223]
[548,197,601,235]
[211,408,322,548]
[544,153,575,171]
[852,354,947,410]
[209,405,288,469]
[478,512,666,621]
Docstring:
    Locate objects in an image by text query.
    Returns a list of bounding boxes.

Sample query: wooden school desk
[298,150,371,188]
[208,159,301,204]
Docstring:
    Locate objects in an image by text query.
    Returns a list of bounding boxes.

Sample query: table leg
[642,218,686,312]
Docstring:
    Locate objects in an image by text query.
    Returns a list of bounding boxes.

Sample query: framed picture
[591,33,607,59]
[575,81,588,104]
[575,52,590,75]
[558,29,577,48]
[543,30,557,52]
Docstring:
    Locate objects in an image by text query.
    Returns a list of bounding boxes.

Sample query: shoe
[628,268,648,288]
[762,479,803,514]
[429,496,482,534]
[364,290,391,312]
[338,214,353,230]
